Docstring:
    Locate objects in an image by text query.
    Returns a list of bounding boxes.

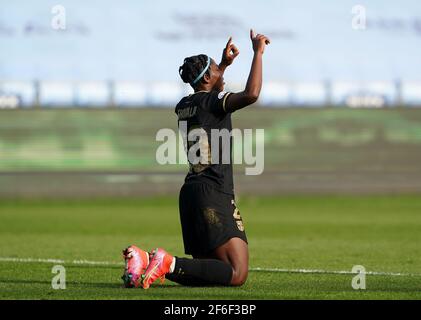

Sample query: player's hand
[220,36,240,67]
[250,29,270,54]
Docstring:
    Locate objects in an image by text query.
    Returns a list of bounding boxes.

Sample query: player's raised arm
[224,29,270,113]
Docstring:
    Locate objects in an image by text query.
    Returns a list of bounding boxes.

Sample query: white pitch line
[0,257,121,266]
[0,257,419,277]
[249,267,419,277]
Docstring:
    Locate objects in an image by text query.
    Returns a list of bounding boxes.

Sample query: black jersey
[175,90,234,195]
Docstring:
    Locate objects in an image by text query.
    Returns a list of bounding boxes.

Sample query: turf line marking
[0,257,121,266]
[0,257,419,277]
[249,267,418,277]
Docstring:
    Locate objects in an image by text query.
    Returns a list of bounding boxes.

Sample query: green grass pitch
[0,195,421,300]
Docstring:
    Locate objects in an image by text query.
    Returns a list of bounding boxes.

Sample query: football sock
[166,257,233,286]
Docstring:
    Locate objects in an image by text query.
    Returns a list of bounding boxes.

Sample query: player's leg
[191,236,248,286]
[212,237,248,286]
[162,237,247,287]
[142,183,247,288]
[142,183,233,288]
[166,256,233,287]
[122,241,247,289]
[165,231,248,287]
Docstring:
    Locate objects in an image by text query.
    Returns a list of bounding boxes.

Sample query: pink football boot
[121,245,149,288]
[141,248,174,289]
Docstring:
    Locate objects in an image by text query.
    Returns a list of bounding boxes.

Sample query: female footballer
[122,29,270,288]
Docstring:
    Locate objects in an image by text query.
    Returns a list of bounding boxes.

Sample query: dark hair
[179,54,211,88]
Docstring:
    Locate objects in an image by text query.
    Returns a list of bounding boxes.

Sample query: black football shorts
[178,182,248,256]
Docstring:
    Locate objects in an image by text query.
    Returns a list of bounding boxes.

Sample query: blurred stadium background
[1,0,421,198]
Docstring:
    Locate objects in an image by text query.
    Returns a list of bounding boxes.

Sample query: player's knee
[231,268,248,286]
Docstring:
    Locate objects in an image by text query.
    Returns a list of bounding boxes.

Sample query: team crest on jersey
[218,91,227,100]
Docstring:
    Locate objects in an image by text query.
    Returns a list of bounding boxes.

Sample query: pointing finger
[225,36,232,49]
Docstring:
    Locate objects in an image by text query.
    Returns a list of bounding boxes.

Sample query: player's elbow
[245,92,259,104]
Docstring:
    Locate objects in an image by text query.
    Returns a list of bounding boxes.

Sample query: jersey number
[187,126,211,173]
[232,200,245,232]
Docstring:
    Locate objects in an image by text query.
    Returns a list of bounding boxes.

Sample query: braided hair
[179,54,211,89]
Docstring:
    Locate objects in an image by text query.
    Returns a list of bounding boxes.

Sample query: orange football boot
[121,245,149,288]
[141,248,174,289]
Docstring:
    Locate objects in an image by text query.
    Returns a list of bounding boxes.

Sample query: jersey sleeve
[205,91,233,115]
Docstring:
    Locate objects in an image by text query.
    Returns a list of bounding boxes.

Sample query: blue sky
[1,0,420,82]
